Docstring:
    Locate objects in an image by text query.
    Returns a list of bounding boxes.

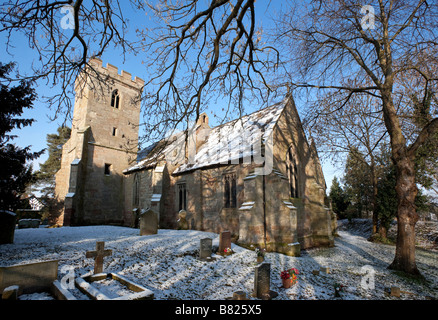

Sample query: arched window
[111,89,120,108]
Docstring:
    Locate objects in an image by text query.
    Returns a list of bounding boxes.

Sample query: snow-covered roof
[125,100,286,175]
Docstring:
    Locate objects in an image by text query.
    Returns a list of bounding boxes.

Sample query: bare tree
[137,0,280,142]
[1,0,279,140]
[275,0,438,275]
[1,0,138,120]
[304,83,388,236]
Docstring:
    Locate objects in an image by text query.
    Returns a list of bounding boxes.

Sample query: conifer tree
[0,62,43,211]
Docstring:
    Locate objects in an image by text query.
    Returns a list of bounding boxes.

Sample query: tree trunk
[388,154,421,275]
[370,158,379,235]
[381,89,421,276]
[378,224,387,240]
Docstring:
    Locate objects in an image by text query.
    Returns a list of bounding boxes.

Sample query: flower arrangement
[255,247,266,262]
[280,268,299,280]
[255,247,265,257]
[334,283,344,297]
[223,247,233,254]
[280,268,299,288]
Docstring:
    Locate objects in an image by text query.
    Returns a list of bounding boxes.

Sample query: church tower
[54,58,144,226]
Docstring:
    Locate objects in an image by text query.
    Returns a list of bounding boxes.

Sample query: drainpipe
[263,174,267,249]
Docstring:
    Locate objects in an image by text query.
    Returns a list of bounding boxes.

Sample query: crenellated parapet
[87,57,145,89]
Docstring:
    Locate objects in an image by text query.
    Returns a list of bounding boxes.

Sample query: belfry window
[104,163,111,176]
[111,89,120,109]
[224,174,237,208]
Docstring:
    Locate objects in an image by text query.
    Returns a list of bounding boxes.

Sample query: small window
[111,90,120,109]
[224,174,237,208]
[133,173,140,207]
[104,163,111,175]
[178,183,187,211]
[287,149,299,198]
[112,127,117,136]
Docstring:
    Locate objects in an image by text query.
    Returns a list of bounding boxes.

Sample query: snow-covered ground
[1,220,437,300]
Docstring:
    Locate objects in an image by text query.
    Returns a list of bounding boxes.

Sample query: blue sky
[2,1,342,191]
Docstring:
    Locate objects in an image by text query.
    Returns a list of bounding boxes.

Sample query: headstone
[430,213,437,221]
[18,218,40,229]
[218,230,232,254]
[232,291,247,300]
[320,266,330,274]
[177,210,188,230]
[86,241,113,274]
[199,238,213,261]
[0,210,16,244]
[139,208,158,236]
[253,263,277,299]
[391,286,401,297]
[132,208,139,228]
[2,285,19,300]
[0,260,58,294]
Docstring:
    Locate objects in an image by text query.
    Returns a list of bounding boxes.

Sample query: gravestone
[320,266,330,274]
[232,291,247,300]
[86,241,113,274]
[218,230,232,254]
[391,286,401,297]
[18,218,40,229]
[0,260,58,294]
[139,208,158,236]
[177,210,188,230]
[0,210,16,244]
[253,262,277,300]
[132,208,139,228]
[2,286,19,300]
[199,238,213,261]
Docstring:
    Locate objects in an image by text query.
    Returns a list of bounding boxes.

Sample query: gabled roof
[124,99,287,175]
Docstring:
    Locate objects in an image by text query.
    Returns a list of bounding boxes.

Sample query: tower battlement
[88,57,145,88]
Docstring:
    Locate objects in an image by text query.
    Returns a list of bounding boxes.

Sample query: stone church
[54,58,336,256]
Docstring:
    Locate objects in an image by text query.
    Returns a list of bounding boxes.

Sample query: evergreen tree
[0,62,43,211]
[34,126,71,198]
[343,149,373,219]
[329,176,350,219]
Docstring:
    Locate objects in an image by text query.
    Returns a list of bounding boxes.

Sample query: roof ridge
[210,100,286,130]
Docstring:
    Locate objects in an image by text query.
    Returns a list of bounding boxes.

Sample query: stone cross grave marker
[86,241,113,274]
[253,262,278,300]
[218,230,231,254]
[199,238,213,261]
[139,208,158,236]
